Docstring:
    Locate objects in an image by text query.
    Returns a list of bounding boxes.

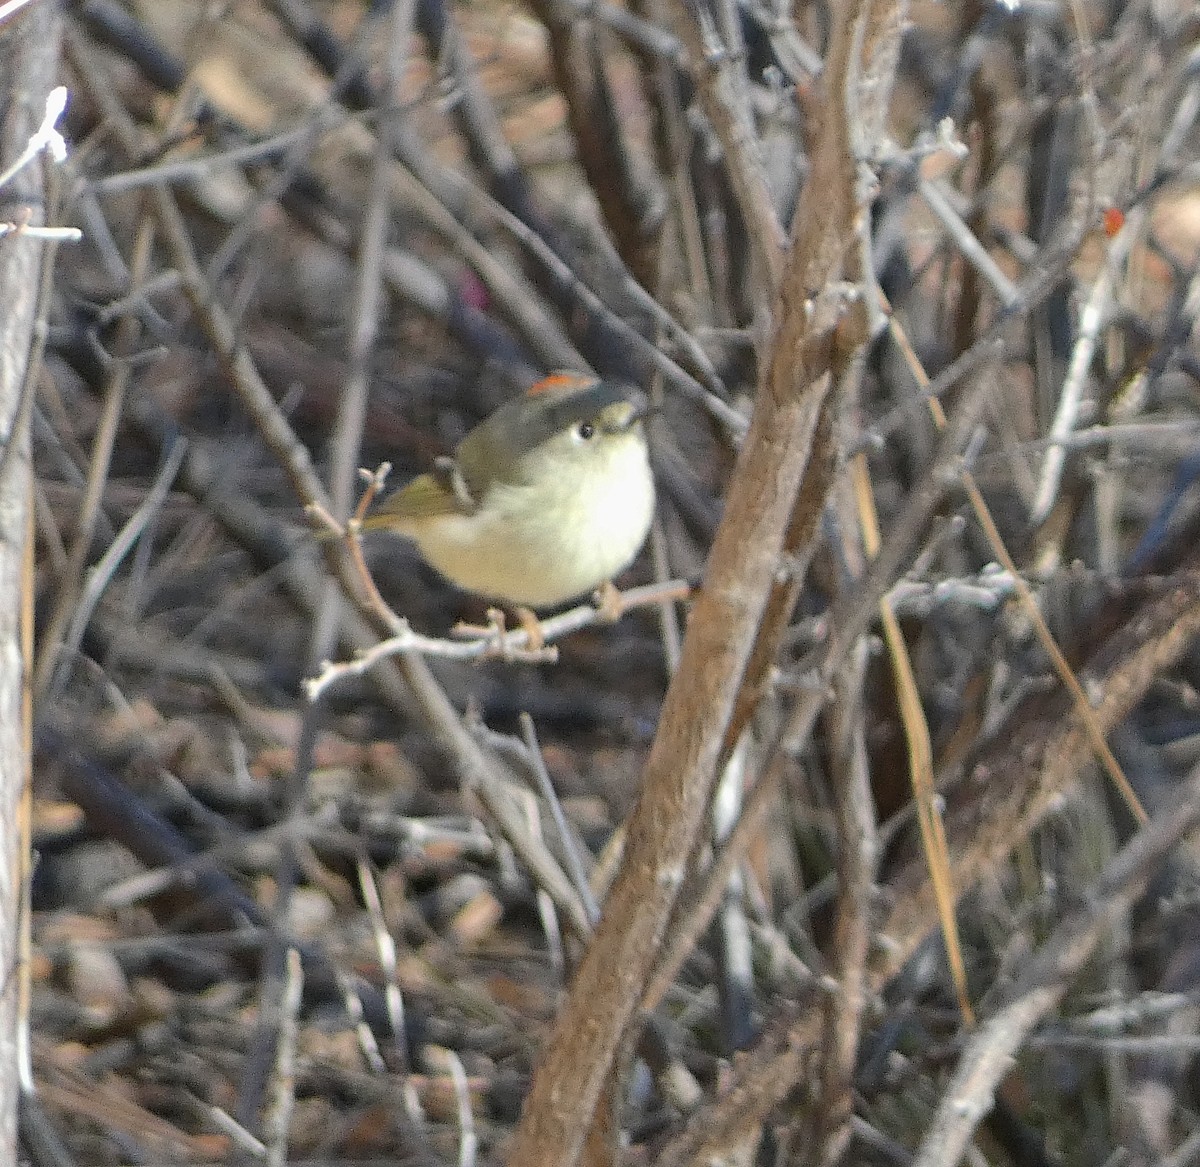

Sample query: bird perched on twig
[360,372,655,610]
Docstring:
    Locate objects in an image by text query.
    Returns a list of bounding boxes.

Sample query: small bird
[360,372,655,609]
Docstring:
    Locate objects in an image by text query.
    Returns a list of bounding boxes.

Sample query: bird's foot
[513,606,546,651]
[452,607,555,661]
[452,608,512,655]
[594,581,626,623]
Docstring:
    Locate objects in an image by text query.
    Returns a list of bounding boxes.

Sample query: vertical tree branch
[504,3,907,1165]
[0,4,62,1159]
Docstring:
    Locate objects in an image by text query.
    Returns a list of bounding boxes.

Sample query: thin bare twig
[666,0,786,301]
[263,948,303,1167]
[357,857,410,1070]
[519,713,601,925]
[811,639,878,1167]
[34,214,155,697]
[46,436,187,698]
[305,579,693,695]
[918,178,1020,309]
[1030,207,1142,524]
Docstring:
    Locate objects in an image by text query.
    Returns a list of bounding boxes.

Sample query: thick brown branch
[504,3,906,1165]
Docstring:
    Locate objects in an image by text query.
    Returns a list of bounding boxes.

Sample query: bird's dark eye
[577,421,596,440]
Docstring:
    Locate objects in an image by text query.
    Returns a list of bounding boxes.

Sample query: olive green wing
[362,459,477,529]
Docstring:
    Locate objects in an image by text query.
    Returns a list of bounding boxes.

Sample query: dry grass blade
[850,451,975,1026]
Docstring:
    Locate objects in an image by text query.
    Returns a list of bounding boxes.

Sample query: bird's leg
[514,606,546,651]
[594,580,626,623]
[453,608,508,652]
